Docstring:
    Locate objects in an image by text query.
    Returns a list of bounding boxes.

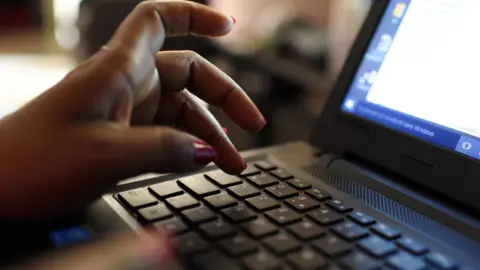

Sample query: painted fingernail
[222,127,228,133]
[194,146,217,165]
[230,16,237,25]
[263,116,267,125]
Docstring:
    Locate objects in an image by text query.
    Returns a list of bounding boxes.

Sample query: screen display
[341,0,480,161]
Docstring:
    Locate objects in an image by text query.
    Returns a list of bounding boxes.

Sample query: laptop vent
[302,165,436,230]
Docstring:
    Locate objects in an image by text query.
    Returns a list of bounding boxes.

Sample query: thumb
[18,230,177,270]
[83,124,217,178]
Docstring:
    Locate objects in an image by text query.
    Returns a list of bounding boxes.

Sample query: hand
[16,230,178,270]
[0,0,265,218]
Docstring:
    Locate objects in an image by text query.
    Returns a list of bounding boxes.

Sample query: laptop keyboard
[115,162,462,270]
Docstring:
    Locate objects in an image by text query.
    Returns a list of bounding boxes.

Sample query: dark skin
[5,1,265,269]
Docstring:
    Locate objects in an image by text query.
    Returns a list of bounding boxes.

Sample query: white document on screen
[366,0,480,139]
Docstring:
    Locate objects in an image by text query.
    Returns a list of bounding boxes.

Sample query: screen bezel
[311,0,480,212]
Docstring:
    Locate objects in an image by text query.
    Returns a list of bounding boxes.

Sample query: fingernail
[194,146,217,165]
[222,127,228,133]
[194,140,208,146]
[230,16,237,25]
[263,116,267,125]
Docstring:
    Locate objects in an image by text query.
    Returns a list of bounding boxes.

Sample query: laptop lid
[311,0,480,211]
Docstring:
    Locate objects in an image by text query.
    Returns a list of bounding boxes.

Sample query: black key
[181,205,217,224]
[204,192,238,209]
[149,181,183,199]
[325,199,353,213]
[285,195,321,212]
[348,211,376,226]
[227,182,260,199]
[241,164,262,177]
[340,251,382,270]
[178,176,220,197]
[287,249,329,270]
[199,219,236,240]
[265,183,299,199]
[118,189,157,208]
[246,194,280,212]
[255,161,277,171]
[396,237,429,255]
[265,207,302,225]
[247,173,279,188]
[387,252,428,270]
[263,232,302,255]
[243,250,281,270]
[165,194,200,211]
[287,220,325,240]
[222,203,257,222]
[287,178,312,190]
[205,171,243,188]
[307,209,343,225]
[137,204,172,222]
[425,252,458,270]
[219,234,258,257]
[312,235,352,257]
[154,217,189,235]
[178,232,211,255]
[358,235,397,258]
[371,223,401,240]
[331,221,369,241]
[306,188,332,201]
[242,217,279,238]
[270,168,294,180]
[193,250,243,270]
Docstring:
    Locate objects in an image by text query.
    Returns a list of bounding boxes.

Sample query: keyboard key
[178,232,211,255]
[287,178,312,190]
[204,192,237,209]
[371,223,401,240]
[425,252,458,270]
[137,204,172,222]
[181,205,217,224]
[165,194,200,211]
[287,220,326,240]
[227,183,260,199]
[247,173,279,188]
[312,235,352,257]
[387,252,428,270]
[242,217,279,238]
[265,183,299,199]
[306,188,332,201]
[325,199,353,213]
[340,251,382,270]
[254,161,277,171]
[331,221,369,241]
[265,207,302,225]
[199,219,236,240]
[154,217,189,235]
[285,195,321,212]
[205,171,243,188]
[220,234,258,257]
[397,237,429,255]
[178,176,220,197]
[222,203,257,222]
[307,209,343,225]
[270,168,294,180]
[358,235,397,258]
[263,232,302,255]
[241,164,262,177]
[243,250,281,270]
[193,251,242,270]
[118,189,157,208]
[149,181,183,199]
[246,194,280,212]
[287,249,328,270]
[348,211,376,226]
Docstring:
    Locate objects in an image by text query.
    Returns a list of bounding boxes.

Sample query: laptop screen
[341,0,480,161]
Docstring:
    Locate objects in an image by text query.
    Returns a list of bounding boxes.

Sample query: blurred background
[0,0,371,149]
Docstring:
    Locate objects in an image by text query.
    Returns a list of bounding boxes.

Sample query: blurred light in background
[53,0,82,51]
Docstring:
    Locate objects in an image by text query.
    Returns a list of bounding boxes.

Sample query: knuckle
[136,1,163,28]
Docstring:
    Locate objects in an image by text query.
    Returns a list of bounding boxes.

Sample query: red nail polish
[231,16,237,25]
[222,127,228,133]
[194,146,217,165]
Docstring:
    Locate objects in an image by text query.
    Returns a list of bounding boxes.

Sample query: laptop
[86,1,480,269]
